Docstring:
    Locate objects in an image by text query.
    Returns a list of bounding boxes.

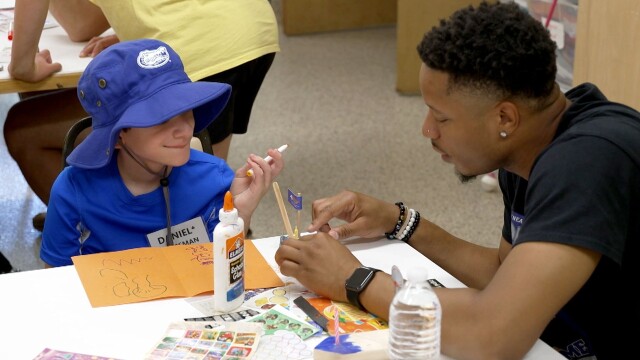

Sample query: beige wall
[280,1,640,105]
[396,0,489,94]
[282,0,396,36]
[573,0,640,109]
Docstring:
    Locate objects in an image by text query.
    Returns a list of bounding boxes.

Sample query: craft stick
[295,192,302,238]
[273,182,295,238]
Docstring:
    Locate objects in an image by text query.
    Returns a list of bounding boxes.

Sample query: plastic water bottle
[388,267,441,359]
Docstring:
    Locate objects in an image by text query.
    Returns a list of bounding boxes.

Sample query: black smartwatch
[345,266,380,311]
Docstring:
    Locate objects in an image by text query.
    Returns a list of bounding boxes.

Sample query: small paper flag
[288,188,303,210]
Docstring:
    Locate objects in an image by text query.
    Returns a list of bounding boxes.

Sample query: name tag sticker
[147,217,210,247]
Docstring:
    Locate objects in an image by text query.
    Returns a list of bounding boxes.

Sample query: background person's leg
[3,89,88,205]
[0,251,16,273]
[201,53,276,161]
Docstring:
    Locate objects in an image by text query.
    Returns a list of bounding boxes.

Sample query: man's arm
[407,219,509,289]
[49,0,110,42]
[359,241,600,359]
[276,232,599,358]
[278,205,600,358]
[438,242,599,359]
[308,190,506,289]
[358,227,509,319]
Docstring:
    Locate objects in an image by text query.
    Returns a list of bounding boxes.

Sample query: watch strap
[346,267,380,311]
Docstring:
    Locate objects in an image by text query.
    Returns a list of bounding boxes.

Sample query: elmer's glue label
[213,191,245,312]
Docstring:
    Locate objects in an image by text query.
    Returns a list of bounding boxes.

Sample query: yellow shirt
[90,0,280,81]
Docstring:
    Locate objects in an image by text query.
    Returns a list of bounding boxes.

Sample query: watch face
[346,267,375,292]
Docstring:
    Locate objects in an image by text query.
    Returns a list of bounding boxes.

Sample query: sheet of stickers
[145,321,262,360]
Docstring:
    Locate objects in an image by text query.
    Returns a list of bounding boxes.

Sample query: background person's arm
[49,0,110,42]
[8,0,58,82]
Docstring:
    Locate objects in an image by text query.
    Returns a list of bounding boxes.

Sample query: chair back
[61,116,93,168]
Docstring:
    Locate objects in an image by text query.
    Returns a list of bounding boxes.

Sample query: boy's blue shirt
[41,149,234,267]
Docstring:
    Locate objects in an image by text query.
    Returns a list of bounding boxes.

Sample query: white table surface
[0,236,564,360]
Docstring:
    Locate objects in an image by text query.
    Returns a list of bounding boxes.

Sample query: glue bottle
[213,191,245,312]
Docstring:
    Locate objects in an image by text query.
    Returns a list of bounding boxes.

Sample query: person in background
[4,1,108,230]
[41,39,284,268]
[5,0,279,231]
[0,251,17,274]
[275,2,638,359]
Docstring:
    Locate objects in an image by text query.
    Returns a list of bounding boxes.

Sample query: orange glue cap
[223,191,234,212]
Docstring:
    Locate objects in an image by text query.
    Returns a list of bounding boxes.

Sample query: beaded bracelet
[385,202,406,240]
[398,209,420,243]
[396,208,415,240]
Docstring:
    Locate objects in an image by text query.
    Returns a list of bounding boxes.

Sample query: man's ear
[497,101,520,135]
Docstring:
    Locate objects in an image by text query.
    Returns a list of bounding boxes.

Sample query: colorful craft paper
[306,297,388,334]
[72,240,284,307]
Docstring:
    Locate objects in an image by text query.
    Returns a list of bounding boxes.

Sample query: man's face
[419,64,504,182]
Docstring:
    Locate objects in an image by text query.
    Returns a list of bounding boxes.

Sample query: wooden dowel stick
[273,182,295,238]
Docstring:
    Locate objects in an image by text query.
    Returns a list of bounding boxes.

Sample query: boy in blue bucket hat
[41,39,284,268]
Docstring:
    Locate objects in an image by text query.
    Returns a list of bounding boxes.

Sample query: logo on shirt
[137,46,170,69]
[510,211,524,243]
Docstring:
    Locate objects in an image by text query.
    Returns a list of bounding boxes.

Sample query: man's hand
[308,190,400,240]
[275,232,362,302]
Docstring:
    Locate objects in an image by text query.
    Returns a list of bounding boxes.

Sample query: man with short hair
[276,2,639,358]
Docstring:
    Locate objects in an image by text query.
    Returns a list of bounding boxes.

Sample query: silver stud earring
[499,131,508,138]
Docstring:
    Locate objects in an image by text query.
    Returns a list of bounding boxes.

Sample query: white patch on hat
[137,46,170,69]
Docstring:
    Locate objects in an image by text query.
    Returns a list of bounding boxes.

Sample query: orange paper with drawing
[72,241,283,308]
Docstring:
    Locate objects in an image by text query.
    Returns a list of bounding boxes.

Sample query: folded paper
[72,240,284,307]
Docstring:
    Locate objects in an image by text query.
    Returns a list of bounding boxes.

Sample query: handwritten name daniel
[157,227,201,245]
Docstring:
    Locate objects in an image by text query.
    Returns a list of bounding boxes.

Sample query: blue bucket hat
[67,38,232,169]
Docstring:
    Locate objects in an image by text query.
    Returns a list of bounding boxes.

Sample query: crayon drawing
[99,267,167,298]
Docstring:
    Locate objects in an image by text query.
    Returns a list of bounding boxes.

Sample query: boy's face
[118,111,196,170]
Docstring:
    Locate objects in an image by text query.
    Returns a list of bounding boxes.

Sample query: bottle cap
[223,190,234,211]
[406,267,430,283]
[219,191,238,224]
